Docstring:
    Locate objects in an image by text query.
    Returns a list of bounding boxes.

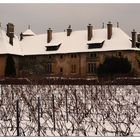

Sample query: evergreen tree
[97,56,131,75]
[5,55,16,77]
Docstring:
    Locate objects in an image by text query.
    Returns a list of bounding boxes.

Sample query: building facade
[0,22,140,78]
[18,50,140,78]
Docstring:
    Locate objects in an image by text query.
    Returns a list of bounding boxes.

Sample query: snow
[23,29,36,36]
[0,27,140,56]
[20,27,138,56]
[0,28,22,55]
[0,85,140,136]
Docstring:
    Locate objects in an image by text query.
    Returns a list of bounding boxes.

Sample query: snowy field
[0,85,140,136]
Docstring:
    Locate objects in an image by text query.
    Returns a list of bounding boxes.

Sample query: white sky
[0,2,140,37]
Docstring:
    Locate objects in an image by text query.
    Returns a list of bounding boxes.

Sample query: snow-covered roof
[0,27,140,56]
[0,28,22,55]
[20,27,139,56]
[23,29,36,36]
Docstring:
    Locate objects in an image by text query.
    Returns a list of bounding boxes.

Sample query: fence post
[52,94,56,131]
[11,85,14,101]
[38,97,40,136]
[84,86,87,114]
[65,90,68,122]
[74,89,78,116]
[1,85,3,104]
[74,89,79,136]
[16,99,20,136]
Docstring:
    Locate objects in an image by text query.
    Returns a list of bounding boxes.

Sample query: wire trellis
[0,84,140,136]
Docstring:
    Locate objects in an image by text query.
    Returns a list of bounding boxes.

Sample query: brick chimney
[7,23,14,45]
[102,22,104,29]
[87,24,93,41]
[137,33,140,42]
[132,29,136,48]
[107,21,112,40]
[117,22,119,28]
[47,28,52,43]
[67,25,72,36]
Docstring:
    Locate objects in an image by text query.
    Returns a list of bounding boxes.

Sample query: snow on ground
[0,85,140,136]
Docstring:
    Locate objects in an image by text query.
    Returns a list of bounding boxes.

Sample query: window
[94,53,97,58]
[60,67,63,73]
[46,43,61,51]
[48,55,52,59]
[71,54,73,58]
[74,54,77,58]
[60,55,63,59]
[118,52,122,57]
[87,63,96,74]
[87,41,104,49]
[90,53,93,58]
[116,52,122,57]
[30,56,36,60]
[45,63,53,74]
[71,54,77,58]
[71,64,76,73]
[88,53,97,59]
[46,55,52,59]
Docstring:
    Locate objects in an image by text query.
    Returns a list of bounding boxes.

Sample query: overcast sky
[0,3,139,36]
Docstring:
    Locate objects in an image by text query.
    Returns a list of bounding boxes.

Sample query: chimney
[67,25,72,36]
[117,22,119,28]
[47,28,52,43]
[20,32,23,41]
[102,22,104,29]
[28,25,30,29]
[137,33,140,42]
[87,24,93,41]
[132,29,137,48]
[107,21,112,40]
[7,23,14,45]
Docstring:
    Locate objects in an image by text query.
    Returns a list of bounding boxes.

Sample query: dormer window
[87,41,105,49]
[46,43,61,51]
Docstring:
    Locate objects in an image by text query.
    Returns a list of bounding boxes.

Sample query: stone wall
[18,51,140,78]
